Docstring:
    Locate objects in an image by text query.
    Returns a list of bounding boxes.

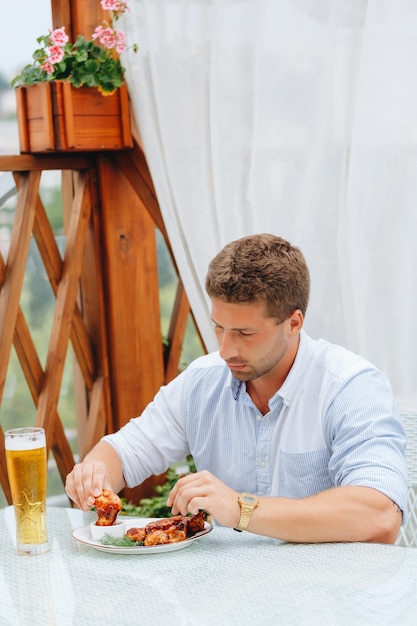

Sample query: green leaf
[100,534,143,547]
[120,456,196,518]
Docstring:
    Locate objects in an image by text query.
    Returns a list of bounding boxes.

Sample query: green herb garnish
[100,534,143,547]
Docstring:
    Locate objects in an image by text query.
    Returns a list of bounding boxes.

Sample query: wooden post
[51,0,106,40]
[97,153,166,501]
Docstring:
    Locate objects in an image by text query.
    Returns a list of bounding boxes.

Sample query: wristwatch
[234,492,259,532]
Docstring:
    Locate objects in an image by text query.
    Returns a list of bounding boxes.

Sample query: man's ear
[288,309,303,334]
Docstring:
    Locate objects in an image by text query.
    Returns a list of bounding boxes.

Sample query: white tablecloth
[0,506,416,625]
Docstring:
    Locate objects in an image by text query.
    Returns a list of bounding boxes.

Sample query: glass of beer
[5,427,49,555]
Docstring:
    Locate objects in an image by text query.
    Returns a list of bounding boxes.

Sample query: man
[65,234,408,543]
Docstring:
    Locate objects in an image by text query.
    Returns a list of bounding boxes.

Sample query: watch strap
[234,493,259,532]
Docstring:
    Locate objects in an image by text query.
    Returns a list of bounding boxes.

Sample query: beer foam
[5,433,46,451]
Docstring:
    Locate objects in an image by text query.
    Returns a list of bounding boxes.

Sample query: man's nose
[218,331,239,360]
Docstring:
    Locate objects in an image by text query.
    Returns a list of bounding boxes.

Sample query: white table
[1,506,416,625]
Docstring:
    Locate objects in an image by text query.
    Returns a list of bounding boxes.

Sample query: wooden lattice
[0,164,108,503]
[0,145,201,506]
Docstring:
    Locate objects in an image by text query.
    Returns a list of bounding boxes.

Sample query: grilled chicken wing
[126,512,205,546]
[144,529,171,546]
[94,489,122,526]
[126,526,146,543]
[187,510,205,536]
[145,515,188,534]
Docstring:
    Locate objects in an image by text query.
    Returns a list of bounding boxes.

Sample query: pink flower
[41,60,55,75]
[115,31,126,54]
[50,27,69,47]
[100,0,129,13]
[92,25,104,40]
[48,45,65,64]
[101,0,119,10]
[97,27,117,49]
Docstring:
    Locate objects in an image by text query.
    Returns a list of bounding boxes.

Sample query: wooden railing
[0,141,202,505]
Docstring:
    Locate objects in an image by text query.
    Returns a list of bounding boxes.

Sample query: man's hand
[167,470,241,528]
[65,441,125,510]
[65,459,113,510]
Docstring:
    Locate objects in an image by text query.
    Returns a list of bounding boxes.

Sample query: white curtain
[120,0,417,410]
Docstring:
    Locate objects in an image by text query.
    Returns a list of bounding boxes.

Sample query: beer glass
[5,427,49,555]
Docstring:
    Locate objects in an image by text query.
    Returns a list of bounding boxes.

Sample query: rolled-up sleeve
[325,368,408,522]
[102,370,190,488]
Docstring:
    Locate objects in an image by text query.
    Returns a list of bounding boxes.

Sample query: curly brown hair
[205,234,310,321]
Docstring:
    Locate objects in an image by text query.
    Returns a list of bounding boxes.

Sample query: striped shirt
[103,330,408,518]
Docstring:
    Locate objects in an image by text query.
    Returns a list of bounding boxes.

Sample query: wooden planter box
[16,81,133,153]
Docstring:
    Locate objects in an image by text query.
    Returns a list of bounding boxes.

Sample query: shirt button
[260,461,266,468]
[257,414,262,421]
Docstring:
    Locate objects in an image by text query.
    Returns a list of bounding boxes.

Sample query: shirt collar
[277,329,314,406]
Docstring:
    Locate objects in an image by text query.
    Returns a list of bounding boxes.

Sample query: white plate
[72,516,213,555]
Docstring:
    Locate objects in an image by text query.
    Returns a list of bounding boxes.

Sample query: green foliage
[156,230,205,369]
[12,35,127,95]
[71,37,126,92]
[25,246,54,330]
[100,534,143,547]
[121,456,196,518]
[156,230,176,288]
[39,185,64,234]
[181,316,205,370]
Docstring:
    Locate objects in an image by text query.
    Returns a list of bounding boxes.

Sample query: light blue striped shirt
[103,330,408,518]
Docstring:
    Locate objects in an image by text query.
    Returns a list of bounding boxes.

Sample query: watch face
[241,494,257,505]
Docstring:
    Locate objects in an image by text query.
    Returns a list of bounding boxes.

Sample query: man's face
[211,298,295,383]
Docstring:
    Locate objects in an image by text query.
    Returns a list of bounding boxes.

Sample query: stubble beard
[227,340,288,383]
